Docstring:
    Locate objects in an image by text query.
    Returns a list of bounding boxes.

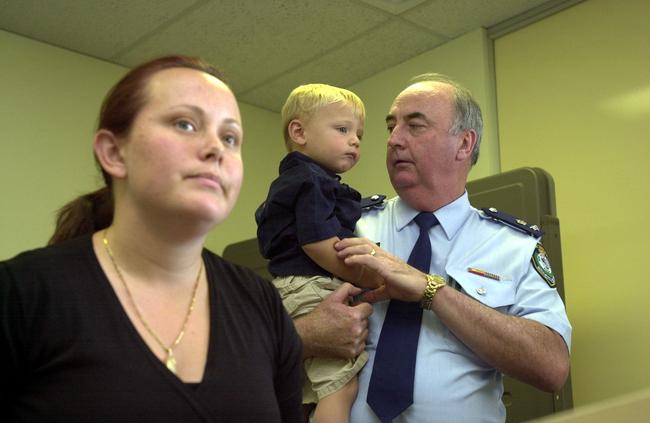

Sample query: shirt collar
[394,191,472,240]
[280,151,339,179]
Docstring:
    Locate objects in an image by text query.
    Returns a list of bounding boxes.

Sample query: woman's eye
[222,134,239,146]
[175,120,196,132]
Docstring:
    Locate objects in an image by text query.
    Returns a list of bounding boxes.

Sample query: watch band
[420,274,446,310]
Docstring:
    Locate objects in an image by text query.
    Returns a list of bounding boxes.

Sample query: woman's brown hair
[48,55,225,245]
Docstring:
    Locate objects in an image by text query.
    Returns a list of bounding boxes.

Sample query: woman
[0,56,303,422]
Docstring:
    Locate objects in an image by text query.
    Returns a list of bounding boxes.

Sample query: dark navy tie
[367,212,438,423]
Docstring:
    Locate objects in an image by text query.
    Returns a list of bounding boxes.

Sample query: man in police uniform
[295,74,571,423]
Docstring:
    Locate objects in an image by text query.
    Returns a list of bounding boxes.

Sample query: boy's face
[297,102,363,174]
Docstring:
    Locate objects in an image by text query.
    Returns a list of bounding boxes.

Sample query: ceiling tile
[357,0,428,15]
[115,0,390,93]
[401,0,550,38]
[0,0,202,59]
[238,19,447,112]
[0,0,568,114]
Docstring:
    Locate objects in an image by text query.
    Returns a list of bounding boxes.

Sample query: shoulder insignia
[361,194,386,211]
[481,207,543,238]
[531,243,556,288]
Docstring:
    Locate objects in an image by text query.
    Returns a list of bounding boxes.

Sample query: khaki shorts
[273,275,368,404]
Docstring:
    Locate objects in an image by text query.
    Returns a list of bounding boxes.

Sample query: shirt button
[476,287,487,295]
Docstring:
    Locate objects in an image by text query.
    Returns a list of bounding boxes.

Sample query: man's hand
[294,282,372,360]
[335,237,570,391]
[335,237,428,303]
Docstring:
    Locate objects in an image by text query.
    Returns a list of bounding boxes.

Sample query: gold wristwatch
[420,274,446,310]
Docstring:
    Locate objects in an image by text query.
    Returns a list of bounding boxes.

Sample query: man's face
[385,82,462,194]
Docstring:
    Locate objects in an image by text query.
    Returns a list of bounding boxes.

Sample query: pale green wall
[205,102,284,253]
[495,0,650,406]
[215,28,499,254]
[0,29,282,258]
[4,0,641,411]
[346,28,500,199]
[0,30,125,259]
[0,27,496,259]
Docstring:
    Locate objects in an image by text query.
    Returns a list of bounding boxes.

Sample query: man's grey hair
[408,73,484,165]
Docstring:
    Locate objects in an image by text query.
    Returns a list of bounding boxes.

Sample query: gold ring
[369,248,376,256]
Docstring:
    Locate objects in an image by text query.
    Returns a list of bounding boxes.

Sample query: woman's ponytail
[48,187,113,245]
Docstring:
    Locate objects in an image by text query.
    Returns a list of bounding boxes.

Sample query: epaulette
[481,207,543,238]
[360,194,386,211]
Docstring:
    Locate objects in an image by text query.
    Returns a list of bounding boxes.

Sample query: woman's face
[117,67,243,229]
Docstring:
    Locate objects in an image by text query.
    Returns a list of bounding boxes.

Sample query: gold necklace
[102,229,203,374]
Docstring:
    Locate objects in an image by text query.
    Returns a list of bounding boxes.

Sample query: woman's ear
[455,129,477,162]
[94,129,127,178]
[287,119,307,146]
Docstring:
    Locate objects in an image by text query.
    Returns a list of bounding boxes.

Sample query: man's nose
[388,125,405,149]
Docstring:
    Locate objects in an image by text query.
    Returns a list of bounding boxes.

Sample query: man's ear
[456,129,477,162]
[94,129,127,178]
[287,119,307,146]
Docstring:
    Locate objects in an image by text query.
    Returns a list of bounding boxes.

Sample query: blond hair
[281,83,365,151]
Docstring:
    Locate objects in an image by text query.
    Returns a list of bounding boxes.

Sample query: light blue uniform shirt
[350,192,572,423]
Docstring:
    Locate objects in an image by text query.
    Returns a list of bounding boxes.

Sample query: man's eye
[175,120,196,132]
[386,125,395,133]
[409,124,425,131]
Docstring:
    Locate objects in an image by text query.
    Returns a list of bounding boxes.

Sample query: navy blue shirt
[255,152,361,277]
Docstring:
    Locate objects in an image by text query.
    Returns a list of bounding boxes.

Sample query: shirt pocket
[446,267,516,310]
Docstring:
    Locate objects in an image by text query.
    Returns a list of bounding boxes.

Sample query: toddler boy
[255,83,381,423]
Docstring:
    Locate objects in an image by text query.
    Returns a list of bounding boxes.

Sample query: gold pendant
[165,349,177,374]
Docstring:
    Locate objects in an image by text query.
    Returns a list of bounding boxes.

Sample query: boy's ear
[94,129,127,178]
[287,119,307,146]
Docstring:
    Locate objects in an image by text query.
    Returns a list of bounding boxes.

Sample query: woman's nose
[202,133,224,162]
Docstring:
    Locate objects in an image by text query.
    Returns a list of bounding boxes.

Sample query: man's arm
[335,237,570,392]
[293,282,373,360]
[431,286,569,392]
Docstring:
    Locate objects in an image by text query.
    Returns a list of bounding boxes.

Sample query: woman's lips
[188,172,223,191]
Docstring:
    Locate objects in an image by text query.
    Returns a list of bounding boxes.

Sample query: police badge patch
[532,243,556,288]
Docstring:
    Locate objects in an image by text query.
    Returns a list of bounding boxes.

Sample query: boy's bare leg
[312,377,358,423]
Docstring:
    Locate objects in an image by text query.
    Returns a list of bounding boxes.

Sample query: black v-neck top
[0,236,303,422]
